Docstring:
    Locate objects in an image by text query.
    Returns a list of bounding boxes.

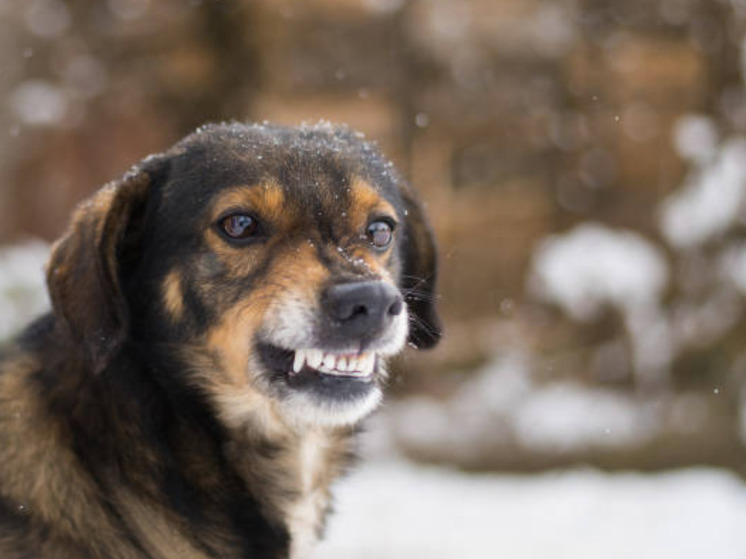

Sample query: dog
[0,122,440,558]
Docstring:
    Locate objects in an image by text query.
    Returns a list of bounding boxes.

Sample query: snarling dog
[0,123,440,558]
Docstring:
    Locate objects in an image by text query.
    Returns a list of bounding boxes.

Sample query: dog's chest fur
[286,432,333,559]
[225,418,353,559]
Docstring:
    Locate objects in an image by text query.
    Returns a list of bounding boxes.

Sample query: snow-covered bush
[0,240,50,342]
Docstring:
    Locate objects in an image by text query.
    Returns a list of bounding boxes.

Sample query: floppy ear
[400,188,442,349]
[46,161,161,373]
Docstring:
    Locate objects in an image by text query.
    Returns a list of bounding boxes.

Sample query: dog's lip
[258,343,378,381]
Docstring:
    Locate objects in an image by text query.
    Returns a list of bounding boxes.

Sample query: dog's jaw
[251,299,409,429]
[250,343,393,429]
[280,382,384,429]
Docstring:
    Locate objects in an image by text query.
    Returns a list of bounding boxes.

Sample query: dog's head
[46,123,440,429]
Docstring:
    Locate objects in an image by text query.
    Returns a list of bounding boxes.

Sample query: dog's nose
[324,281,403,339]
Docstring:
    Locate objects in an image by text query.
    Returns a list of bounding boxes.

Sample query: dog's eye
[218,213,261,240]
[366,220,394,249]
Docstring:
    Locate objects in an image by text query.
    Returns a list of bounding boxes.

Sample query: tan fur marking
[212,387,287,438]
[275,243,329,299]
[259,182,286,220]
[204,182,289,278]
[162,269,185,320]
[348,177,397,230]
[200,292,290,440]
[344,177,398,278]
[209,182,287,224]
[198,239,330,437]
[205,303,257,388]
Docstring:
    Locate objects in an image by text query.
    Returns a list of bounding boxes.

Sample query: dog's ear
[46,158,165,373]
[399,187,442,349]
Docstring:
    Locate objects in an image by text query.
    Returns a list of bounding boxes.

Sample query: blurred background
[2,0,746,557]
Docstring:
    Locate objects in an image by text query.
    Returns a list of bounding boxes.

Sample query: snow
[513,381,657,452]
[9,80,68,126]
[740,384,746,446]
[529,223,668,323]
[311,459,746,559]
[719,243,746,295]
[0,240,50,341]
[660,137,746,249]
[672,114,719,165]
[529,224,672,382]
[387,354,676,458]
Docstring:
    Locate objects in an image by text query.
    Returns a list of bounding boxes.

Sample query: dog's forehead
[159,123,402,218]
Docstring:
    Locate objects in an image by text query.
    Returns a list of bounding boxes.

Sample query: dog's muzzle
[322,280,404,347]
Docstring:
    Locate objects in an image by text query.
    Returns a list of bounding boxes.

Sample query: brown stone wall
[2,0,730,285]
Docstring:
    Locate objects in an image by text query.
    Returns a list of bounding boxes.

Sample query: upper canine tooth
[348,357,359,372]
[293,350,306,373]
[307,349,323,370]
[337,357,348,371]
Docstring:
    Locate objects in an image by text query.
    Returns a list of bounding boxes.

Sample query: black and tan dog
[0,123,440,558]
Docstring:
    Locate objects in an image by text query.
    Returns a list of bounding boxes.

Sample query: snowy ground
[311,458,746,559]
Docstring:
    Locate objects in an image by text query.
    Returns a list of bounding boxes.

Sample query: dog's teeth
[322,353,337,371]
[292,349,377,377]
[292,350,306,373]
[307,349,323,370]
[360,353,374,375]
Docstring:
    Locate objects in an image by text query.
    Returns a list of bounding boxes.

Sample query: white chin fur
[280,386,383,429]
